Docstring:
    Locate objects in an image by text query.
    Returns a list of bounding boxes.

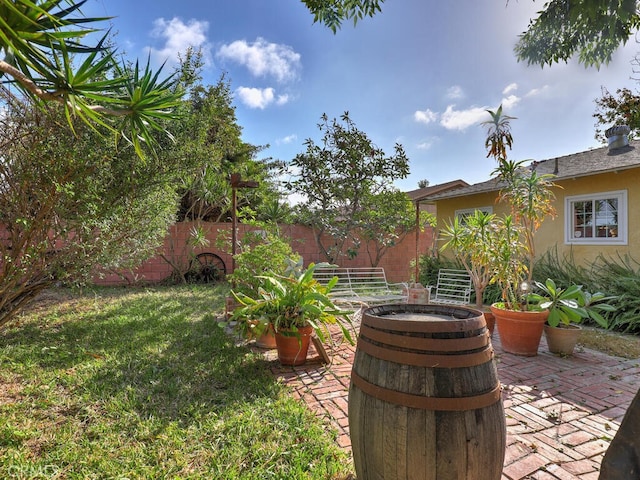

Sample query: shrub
[226,233,300,296]
[532,247,591,290]
[590,253,640,333]
[534,248,640,333]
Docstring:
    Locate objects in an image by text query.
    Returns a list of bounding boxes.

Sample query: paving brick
[559,430,598,448]
[577,472,600,480]
[560,459,600,476]
[503,440,532,465]
[542,463,581,479]
[573,439,610,458]
[530,431,582,462]
[263,324,635,480]
[503,452,549,479]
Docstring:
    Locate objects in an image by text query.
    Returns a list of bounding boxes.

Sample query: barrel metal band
[356,337,494,368]
[360,324,490,352]
[351,371,502,411]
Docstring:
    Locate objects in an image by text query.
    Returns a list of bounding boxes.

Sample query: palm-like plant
[481,105,559,310]
[441,210,497,309]
[0,0,181,158]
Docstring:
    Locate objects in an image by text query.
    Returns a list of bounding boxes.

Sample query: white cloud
[236,87,277,109]
[525,85,549,97]
[235,87,291,110]
[414,109,438,125]
[147,17,211,65]
[440,105,490,131]
[501,94,520,110]
[416,139,436,150]
[277,134,298,145]
[446,86,464,99]
[217,37,301,83]
[503,83,518,95]
[276,94,290,106]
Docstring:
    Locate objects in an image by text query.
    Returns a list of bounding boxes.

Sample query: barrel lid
[363,304,485,333]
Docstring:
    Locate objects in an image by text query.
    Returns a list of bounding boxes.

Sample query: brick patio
[265,324,639,479]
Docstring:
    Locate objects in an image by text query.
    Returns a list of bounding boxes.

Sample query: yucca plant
[441,210,499,309]
[0,0,181,158]
[482,106,558,310]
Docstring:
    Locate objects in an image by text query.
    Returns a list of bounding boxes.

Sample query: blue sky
[85,0,640,192]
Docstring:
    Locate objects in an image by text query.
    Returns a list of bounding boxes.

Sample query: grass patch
[578,326,640,359]
[0,285,353,479]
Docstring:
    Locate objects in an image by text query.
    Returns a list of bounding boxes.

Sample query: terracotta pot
[274,325,314,366]
[490,304,549,356]
[483,310,496,338]
[544,324,581,355]
[255,324,277,349]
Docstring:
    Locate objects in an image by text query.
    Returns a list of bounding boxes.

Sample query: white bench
[313,266,407,307]
[429,268,472,305]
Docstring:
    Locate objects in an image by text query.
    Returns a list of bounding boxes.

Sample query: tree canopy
[514,0,640,68]
[0,91,185,328]
[359,191,435,267]
[0,0,180,157]
[593,86,640,142]
[169,55,282,224]
[303,0,640,68]
[301,0,384,32]
[287,112,410,263]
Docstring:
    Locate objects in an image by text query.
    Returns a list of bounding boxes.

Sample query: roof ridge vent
[605,125,630,150]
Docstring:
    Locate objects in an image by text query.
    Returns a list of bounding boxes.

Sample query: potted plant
[224,227,300,348]
[440,210,500,334]
[229,261,355,366]
[528,279,617,355]
[479,106,559,355]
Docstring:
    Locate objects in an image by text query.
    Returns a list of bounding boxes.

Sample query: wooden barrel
[348,304,506,480]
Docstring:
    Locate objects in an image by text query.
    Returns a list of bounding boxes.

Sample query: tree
[288,112,410,264]
[0,0,180,158]
[514,0,640,68]
[302,0,640,69]
[301,0,385,32]
[171,67,282,223]
[484,106,557,308]
[0,1,187,329]
[0,92,187,328]
[358,190,435,267]
[441,211,499,309]
[593,86,640,142]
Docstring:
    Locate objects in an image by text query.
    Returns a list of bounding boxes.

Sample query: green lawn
[0,285,354,479]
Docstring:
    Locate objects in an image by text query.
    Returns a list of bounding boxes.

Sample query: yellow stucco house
[417,136,640,267]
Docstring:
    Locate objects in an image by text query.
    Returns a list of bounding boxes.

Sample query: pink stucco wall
[94,221,434,285]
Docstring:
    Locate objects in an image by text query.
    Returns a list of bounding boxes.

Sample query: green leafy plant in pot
[440,210,502,335]
[481,106,559,356]
[224,226,300,348]
[528,279,617,355]
[229,261,355,365]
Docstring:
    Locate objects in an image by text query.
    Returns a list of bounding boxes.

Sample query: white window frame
[454,206,493,224]
[564,190,627,245]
